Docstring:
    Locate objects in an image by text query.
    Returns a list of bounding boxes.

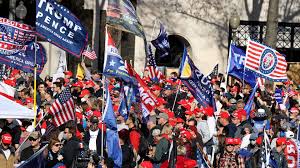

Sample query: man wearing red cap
[64,71,73,79]
[271,137,288,168]
[218,111,237,137]
[0,133,16,168]
[215,137,245,168]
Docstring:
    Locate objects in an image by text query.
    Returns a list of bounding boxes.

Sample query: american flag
[49,87,75,127]
[245,40,287,81]
[260,131,272,168]
[151,23,170,58]
[82,45,97,60]
[145,44,165,82]
[207,64,218,80]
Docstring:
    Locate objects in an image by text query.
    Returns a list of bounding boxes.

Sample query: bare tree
[265,0,279,48]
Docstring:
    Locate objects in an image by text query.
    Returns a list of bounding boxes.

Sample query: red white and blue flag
[145,44,165,82]
[245,39,287,82]
[49,87,75,127]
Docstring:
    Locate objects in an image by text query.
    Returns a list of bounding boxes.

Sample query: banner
[36,0,88,57]
[284,139,299,168]
[107,0,145,38]
[274,88,283,104]
[179,47,215,108]
[0,42,47,74]
[228,44,257,88]
[0,17,35,56]
[126,62,157,118]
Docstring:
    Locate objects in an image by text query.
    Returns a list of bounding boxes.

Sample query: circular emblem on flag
[259,49,277,75]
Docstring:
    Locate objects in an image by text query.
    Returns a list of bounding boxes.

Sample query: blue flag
[103,33,136,83]
[151,23,170,58]
[103,84,122,168]
[274,88,283,104]
[244,83,258,118]
[0,42,47,74]
[228,44,257,87]
[107,0,145,38]
[196,149,210,168]
[36,0,88,57]
[18,145,48,168]
[179,47,215,108]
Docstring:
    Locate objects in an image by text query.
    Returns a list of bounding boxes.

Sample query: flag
[76,63,85,80]
[227,44,257,88]
[274,88,283,104]
[18,144,48,168]
[0,94,34,119]
[0,81,15,99]
[179,47,215,108]
[207,64,218,79]
[260,131,272,168]
[82,45,97,60]
[0,17,35,55]
[49,87,75,127]
[245,39,287,81]
[107,0,145,38]
[151,23,170,58]
[56,50,67,74]
[36,0,88,57]
[196,149,211,168]
[103,83,122,168]
[103,32,136,83]
[126,62,157,118]
[145,44,165,82]
[244,82,258,118]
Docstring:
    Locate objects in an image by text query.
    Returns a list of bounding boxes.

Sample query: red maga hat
[2,133,12,145]
[177,99,188,105]
[219,111,230,119]
[64,71,73,77]
[233,138,242,145]
[225,137,235,145]
[276,137,287,146]
[176,117,185,123]
[79,89,90,97]
[85,80,95,87]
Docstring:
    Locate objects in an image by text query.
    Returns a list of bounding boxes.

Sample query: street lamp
[16,1,27,22]
[229,9,240,44]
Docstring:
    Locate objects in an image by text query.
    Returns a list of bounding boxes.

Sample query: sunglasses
[29,137,38,141]
[226,144,234,146]
[54,143,62,147]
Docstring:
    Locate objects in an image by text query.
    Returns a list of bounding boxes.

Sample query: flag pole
[16,111,49,153]
[33,37,38,127]
[171,84,181,112]
[101,25,108,159]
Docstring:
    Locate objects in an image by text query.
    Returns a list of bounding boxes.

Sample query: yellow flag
[76,64,85,80]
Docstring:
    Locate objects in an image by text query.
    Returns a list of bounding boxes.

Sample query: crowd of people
[0,60,298,168]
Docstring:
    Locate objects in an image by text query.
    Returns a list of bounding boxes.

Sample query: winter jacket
[271,148,288,168]
[62,136,80,168]
[0,145,16,168]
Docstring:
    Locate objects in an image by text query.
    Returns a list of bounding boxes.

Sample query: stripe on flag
[49,87,75,127]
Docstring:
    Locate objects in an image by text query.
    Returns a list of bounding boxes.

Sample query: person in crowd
[2,119,21,149]
[52,81,63,99]
[118,129,135,168]
[62,122,80,168]
[271,137,288,168]
[148,129,169,168]
[215,137,245,168]
[218,111,237,137]
[84,116,104,156]
[20,131,41,161]
[46,137,64,168]
[0,133,16,168]
[157,113,169,131]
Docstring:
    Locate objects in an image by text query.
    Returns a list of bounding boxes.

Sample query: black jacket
[62,136,80,168]
[20,146,40,161]
[83,129,105,156]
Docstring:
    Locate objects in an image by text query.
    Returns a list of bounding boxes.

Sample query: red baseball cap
[140,161,153,168]
[2,133,12,145]
[276,137,287,146]
[203,106,214,117]
[176,118,185,123]
[219,111,230,119]
[92,110,101,118]
[76,112,83,120]
[177,99,188,105]
[185,110,194,115]
[79,89,90,97]
[64,71,73,77]
[10,69,20,76]
[290,107,299,113]
[72,81,84,88]
[85,80,95,87]
[225,137,235,145]
[25,98,33,104]
[233,138,242,145]
[156,98,167,106]
[182,104,191,110]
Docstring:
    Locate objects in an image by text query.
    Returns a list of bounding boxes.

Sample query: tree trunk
[265,0,279,48]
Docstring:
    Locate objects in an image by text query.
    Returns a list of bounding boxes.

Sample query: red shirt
[129,129,140,151]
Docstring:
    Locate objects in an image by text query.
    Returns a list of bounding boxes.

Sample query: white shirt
[117,123,129,131]
[89,129,99,151]
[2,149,11,160]
[241,134,251,149]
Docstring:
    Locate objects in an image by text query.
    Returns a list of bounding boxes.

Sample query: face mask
[250,141,256,145]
